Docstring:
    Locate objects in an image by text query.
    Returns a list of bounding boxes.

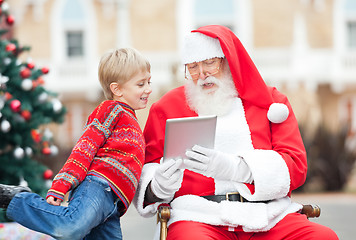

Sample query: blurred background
[0,0,356,239]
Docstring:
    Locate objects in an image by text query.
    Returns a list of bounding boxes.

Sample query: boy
[0,47,152,240]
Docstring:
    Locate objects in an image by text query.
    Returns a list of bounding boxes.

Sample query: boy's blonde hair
[98,48,151,100]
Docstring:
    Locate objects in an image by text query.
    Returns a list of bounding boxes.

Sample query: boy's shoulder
[98,100,117,108]
[96,100,136,119]
[96,100,132,112]
[89,100,123,119]
[94,100,119,114]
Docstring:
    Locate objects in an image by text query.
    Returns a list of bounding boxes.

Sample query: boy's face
[112,70,152,110]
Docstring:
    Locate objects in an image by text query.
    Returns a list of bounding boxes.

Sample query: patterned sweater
[47,100,145,211]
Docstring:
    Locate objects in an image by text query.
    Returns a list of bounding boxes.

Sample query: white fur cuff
[236,149,290,201]
[133,163,162,218]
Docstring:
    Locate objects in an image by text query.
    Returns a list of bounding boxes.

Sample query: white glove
[150,158,184,201]
[184,145,253,183]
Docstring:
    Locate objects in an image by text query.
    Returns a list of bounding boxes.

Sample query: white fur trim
[267,103,289,123]
[214,149,290,211]
[214,100,290,199]
[214,98,254,155]
[133,163,163,218]
[236,150,291,201]
[135,97,296,233]
[215,180,244,195]
[169,195,302,232]
[181,32,225,64]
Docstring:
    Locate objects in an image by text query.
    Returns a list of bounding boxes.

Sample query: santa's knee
[307,225,339,240]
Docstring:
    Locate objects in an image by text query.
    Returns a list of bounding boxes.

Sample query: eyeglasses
[185,58,223,80]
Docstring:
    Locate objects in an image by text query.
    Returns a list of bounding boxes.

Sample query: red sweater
[47,100,145,211]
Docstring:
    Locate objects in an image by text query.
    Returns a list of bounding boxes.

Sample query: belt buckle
[225,192,244,202]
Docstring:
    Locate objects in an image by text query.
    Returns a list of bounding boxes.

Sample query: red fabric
[192,27,307,191]
[144,85,307,197]
[167,213,339,240]
[144,25,307,198]
[47,101,145,210]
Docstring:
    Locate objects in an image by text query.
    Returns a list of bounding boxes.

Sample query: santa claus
[134,25,338,239]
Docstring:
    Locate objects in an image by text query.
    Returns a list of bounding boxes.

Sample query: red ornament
[27,62,35,69]
[43,169,53,180]
[4,92,12,100]
[42,147,51,155]
[37,76,45,85]
[6,15,15,25]
[41,67,49,74]
[5,43,16,52]
[31,129,41,143]
[21,110,31,121]
[10,99,21,112]
[20,68,31,78]
[32,80,38,89]
[42,141,51,155]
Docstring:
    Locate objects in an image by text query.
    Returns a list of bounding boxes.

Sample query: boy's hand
[46,196,63,206]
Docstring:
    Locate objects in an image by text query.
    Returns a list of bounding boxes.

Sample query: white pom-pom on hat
[181,32,225,64]
[267,103,289,123]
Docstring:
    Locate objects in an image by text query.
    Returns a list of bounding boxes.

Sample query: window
[347,21,356,48]
[62,0,86,59]
[345,0,356,49]
[194,0,235,30]
[62,0,85,22]
[66,31,84,57]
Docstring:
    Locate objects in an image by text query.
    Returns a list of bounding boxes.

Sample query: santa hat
[181,32,225,64]
[183,25,289,124]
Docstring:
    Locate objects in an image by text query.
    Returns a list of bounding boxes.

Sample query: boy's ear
[110,82,123,97]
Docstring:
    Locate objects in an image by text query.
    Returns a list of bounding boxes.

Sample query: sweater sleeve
[47,101,122,201]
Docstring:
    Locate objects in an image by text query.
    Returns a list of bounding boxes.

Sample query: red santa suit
[134,25,308,233]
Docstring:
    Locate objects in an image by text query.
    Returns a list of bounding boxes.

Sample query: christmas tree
[0,0,66,221]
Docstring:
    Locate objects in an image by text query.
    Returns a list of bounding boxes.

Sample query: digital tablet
[163,115,217,160]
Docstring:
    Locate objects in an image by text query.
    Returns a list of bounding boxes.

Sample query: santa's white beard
[185,75,238,116]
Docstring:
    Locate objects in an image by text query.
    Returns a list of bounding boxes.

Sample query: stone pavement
[121,192,356,240]
[121,204,157,240]
[292,192,356,240]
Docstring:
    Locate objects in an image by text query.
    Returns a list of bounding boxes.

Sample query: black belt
[201,192,269,203]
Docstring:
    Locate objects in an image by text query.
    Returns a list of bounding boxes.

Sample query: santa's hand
[150,158,184,201]
[184,145,253,183]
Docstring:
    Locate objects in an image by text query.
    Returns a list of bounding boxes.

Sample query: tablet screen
[163,115,217,160]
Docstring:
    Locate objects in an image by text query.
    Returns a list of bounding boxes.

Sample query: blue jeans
[6,175,123,240]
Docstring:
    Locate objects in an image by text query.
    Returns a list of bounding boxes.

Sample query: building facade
[7,0,356,151]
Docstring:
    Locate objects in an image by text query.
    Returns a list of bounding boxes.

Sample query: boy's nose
[145,86,152,94]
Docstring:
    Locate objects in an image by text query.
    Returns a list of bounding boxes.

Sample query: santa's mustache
[196,76,220,87]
